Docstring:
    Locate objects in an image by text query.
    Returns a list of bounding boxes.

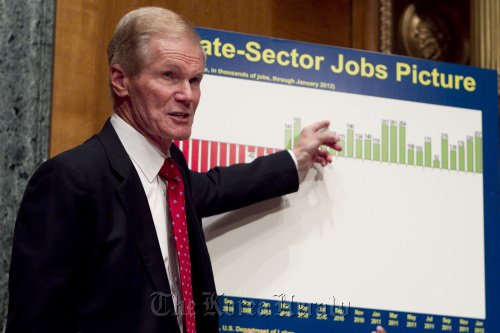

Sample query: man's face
[124,37,204,145]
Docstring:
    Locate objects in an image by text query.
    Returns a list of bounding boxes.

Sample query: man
[7,7,384,333]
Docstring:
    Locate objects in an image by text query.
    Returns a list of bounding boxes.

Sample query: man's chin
[172,132,191,142]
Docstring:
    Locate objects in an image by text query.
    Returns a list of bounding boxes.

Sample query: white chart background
[192,74,485,319]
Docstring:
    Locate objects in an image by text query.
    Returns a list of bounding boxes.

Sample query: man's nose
[174,80,194,104]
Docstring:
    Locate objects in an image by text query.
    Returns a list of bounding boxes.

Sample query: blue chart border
[195,27,500,333]
[216,295,485,333]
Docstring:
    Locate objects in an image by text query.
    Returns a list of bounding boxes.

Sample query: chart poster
[176,28,500,333]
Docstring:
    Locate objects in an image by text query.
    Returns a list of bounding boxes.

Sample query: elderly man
[7,6,385,333]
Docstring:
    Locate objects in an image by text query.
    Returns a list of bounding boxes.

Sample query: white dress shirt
[110,114,184,330]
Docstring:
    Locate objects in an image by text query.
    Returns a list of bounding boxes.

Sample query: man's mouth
[170,112,189,119]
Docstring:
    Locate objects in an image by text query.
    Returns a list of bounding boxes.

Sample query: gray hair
[107,7,205,102]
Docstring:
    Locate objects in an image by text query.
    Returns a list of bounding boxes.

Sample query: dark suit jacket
[7,119,299,332]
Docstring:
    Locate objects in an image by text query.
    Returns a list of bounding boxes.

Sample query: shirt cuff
[287,150,298,169]
[287,150,305,183]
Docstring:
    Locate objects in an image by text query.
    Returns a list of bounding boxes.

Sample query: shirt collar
[110,113,169,183]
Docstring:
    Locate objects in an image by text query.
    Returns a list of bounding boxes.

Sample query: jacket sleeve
[188,150,299,218]
[6,157,90,332]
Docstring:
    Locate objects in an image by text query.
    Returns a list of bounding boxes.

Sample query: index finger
[317,131,341,144]
[308,120,331,133]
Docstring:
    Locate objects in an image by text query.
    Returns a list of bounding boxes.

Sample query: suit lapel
[97,120,173,298]
[117,179,172,294]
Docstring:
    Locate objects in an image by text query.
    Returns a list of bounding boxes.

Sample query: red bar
[182,140,190,165]
[219,142,227,167]
[191,139,199,172]
[266,148,273,155]
[257,147,264,157]
[201,140,209,172]
[248,146,255,153]
[229,144,237,166]
[173,140,180,147]
[275,148,282,153]
[210,141,218,169]
[239,145,246,164]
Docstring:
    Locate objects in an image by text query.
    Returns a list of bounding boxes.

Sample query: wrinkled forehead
[145,35,206,68]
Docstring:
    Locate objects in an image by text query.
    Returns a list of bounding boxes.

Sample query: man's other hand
[372,325,387,333]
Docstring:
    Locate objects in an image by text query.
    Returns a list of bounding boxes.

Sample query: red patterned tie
[159,157,196,333]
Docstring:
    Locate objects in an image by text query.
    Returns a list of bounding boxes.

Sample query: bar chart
[285,118,482,173]
[176,117,482,174]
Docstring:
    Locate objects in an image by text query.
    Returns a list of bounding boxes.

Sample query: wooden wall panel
[50,0,378,156]
[352,0,380,51]
[270,0,351,46]
[51,0,116,156]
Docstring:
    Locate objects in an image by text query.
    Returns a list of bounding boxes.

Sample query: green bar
[399,125,406,164]
[450,148,457,170]
[417,150,424,166]
[373,139,380,161]
[347,128,354,158]
[475,133,482,173]
[356,138,362,159]
[459,142,465,171]
[425,139,432,167]
[433,157,440,168]
[364,139,372,160]
[467,136,474,172]
[408,149,414,165]
[382,123,389,162]
[390,124,397,163]
[284,127,292,150]
[338,139,345,157]
[416,147,423,166]
[442,135,448,169]
[293,121,301,147]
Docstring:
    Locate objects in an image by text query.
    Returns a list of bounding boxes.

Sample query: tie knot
[159,157,181,183]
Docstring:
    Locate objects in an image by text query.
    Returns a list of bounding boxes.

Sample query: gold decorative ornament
[399,1,469,64]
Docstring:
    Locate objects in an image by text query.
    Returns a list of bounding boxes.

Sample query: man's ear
[110,64,128,97]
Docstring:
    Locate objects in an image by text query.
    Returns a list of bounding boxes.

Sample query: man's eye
[164,72,173,78]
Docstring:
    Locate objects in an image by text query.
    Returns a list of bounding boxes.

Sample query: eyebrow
[159,61,203,76]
